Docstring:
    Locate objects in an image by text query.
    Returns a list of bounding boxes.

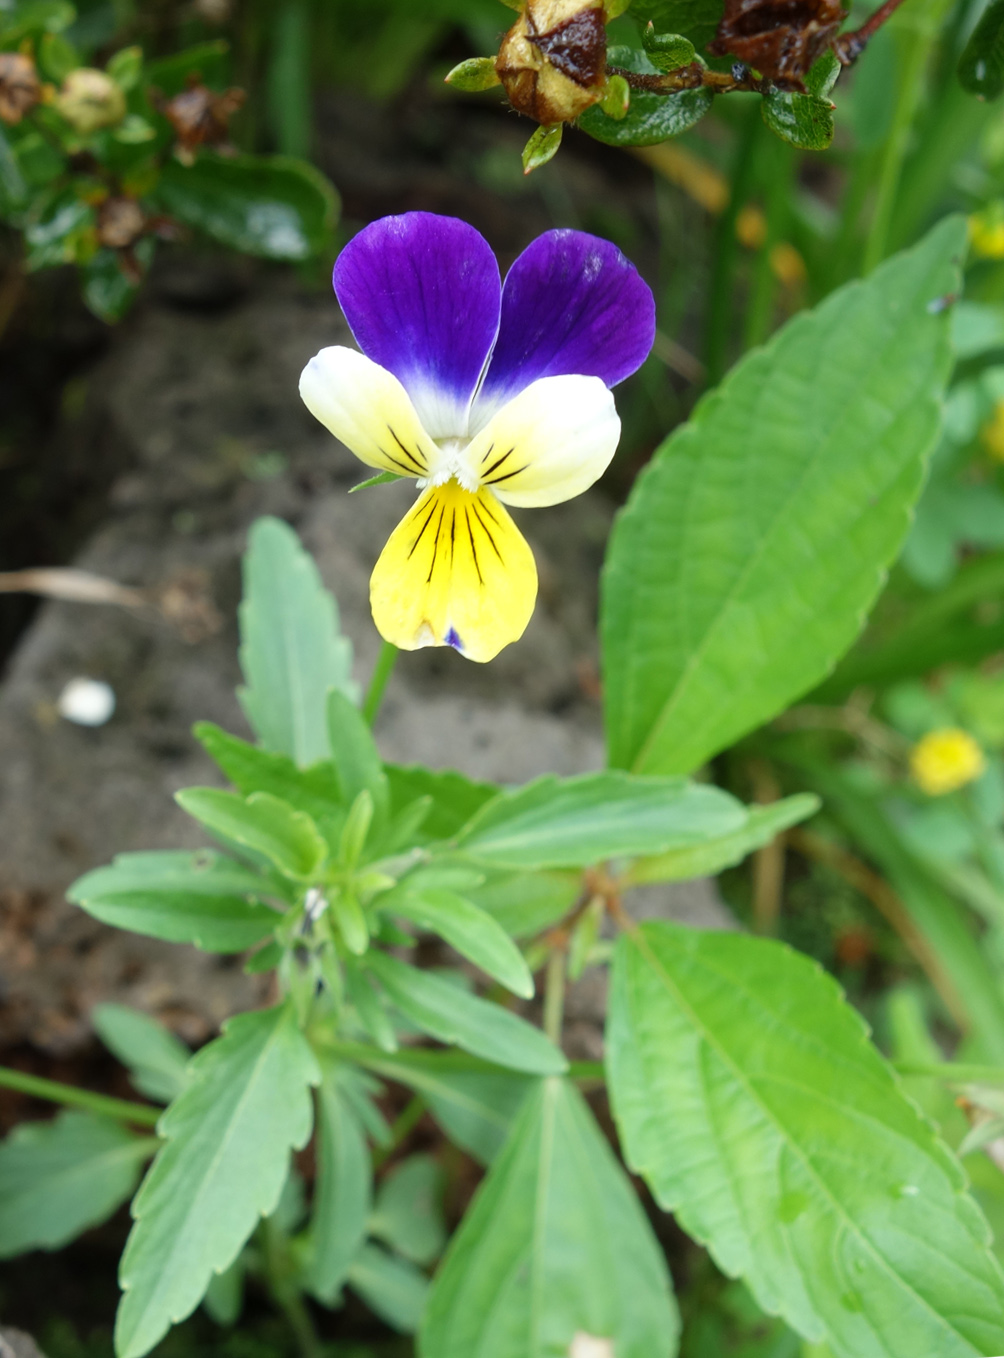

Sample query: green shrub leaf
[629,0,723,53]
[371,1153,447,1266]
[92,1004,191,1104]
[348,1242,430,1333]
[176,787,327,880]
[607,921,1004,1358]
[385,764,498,842]
[579,46,712,146]
[306,1067,372,1303]
[602,216,966,775]
[959,0,1004,99]
[419,1077,680,1358]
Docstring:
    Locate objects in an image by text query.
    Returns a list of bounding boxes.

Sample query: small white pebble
[57,677,116,727]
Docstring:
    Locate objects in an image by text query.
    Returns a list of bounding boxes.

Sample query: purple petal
[333,213,501,440]
[474,230,655,423]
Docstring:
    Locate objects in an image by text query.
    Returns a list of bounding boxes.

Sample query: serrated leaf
[68,850,281,952]
[607,921,1004,1358]
[456,770,746,870]
[238,516,356,766]
[761,86,834,150]
[349,1241,430,1333]
[365,952,566,1076]
[627,793,820,884]
[307,1068,372,1303]
[419,1077,679,1358]
[371,1153,446,1266]
[0,1112,153,1259]
[202,1255,244,1326]
[115,1003,320,1358]
[383,886,534,998]
[176,788,327,880]
[580,46,711,146]
[385,764,498,842]
[92,1004,191,1104]
[959,0,1004,99]
[602,216,966,775]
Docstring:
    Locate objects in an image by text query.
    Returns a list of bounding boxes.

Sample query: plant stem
[0,1064,162,1126]
[705,103,762,385]
[894,1061,1004,1084]
[363,640,398,726]
[261,1217,323,1358]
[543,947,566,1046]
[743,139,793,351]
[372,1094,425,1169]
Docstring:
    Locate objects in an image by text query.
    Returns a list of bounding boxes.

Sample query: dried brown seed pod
[707,0,844,91]
[96,195,146,250]
[496,0,608,124]
[157,78,245,163]
[0,52,41,126]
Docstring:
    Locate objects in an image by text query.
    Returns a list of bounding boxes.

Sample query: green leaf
[349,1242,430,1333]
[445,56,501,90]
[115,1003,320,1358]
[37,29,78,81]
[176,788,327,880]
[345,959,399,1051]
[959,0,1004,98]
[107,45,143,91]
[465,868,580,939]
[0,126,28,213]
[144,40,231,95]
[0,0,75,45]
[347,1047,533,1164]
[385,764,498,842]
[522,123,562,174]
[328,689,389,828]
[81,242,149,324]
[627,793,820,884]
[607,921,1004,1358]
[0,1112,153,1258]
[202,1256,244,1326]
[630,0,724,51]
[384,886,534,998]
[154,153,338,261]
[365,952,566,1076]
[350,470,404,492]
[761,87,834,150]
[580,46,711,146]
[24,189,94,270]
[419,1077,680,1358]
[307,1068,372,1303]
[602,216,966,776]
[238,516,356,767]
[371,1153,446,1266]
[92,1004,191,1104]
[457,770,746,870]
[642,28,697,71]
[68,850,280,952]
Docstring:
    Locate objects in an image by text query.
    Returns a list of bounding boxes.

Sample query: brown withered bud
[96,195,146,251]
[0,52,41,126]
[157,76,245,163]
[496,0,608,125]
[707,0,844,90]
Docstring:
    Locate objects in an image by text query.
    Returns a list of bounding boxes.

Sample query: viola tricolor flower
[300,211,654,662]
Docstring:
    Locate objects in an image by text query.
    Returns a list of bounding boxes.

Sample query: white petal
[461,375,620,508]
[299,346,443,480]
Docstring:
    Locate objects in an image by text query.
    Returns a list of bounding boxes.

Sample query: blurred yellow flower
[983,399,1004,462]
[970,206,1004,260]
[910,728,986,796]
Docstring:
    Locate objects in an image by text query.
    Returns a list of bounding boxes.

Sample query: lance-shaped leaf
[365,952,566,1076]
[371,1153,447,1266]
[602,216,966,776]
[349,1242,430,1333]
[68,851,280,952]
[456,770,745,870]
[306,1067,372,1303]
[382,886,534,998]
[115,1003,320,1358]
[420,1077,680,1358]
[385,764,499,843]
[194,723,343,836]
[176,788,327,880]
[92,1004,191,1104]
[0,1112,154,1258]
[607,921,1004,1358]
[328,689,389,828]
[238,516,356,766]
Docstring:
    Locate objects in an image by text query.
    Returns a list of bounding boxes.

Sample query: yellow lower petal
[370,482,537,663]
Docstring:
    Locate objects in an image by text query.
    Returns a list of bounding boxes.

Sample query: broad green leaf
[238,516,356,767]
[630,0,723,51]
[92,1004,191,1104]
[457,771,745,870]
[81,245,145,324]
[0,1112,153,1258]
[154,154,338,261]
[202,1256,244,1326]
[627,794,820,884]
[385,764,499,842]
[579,46,712,146]
[0,126,28,213]
[365,952,566,1076]
[143,40,231,95]
[328,689,389,828]
[420,1077,679,1358]
[349,1241,429,1333]
[176,788,327,880]
[384,886,534,998]
[642,29,697,70]
[371,1153,446,1266]
[0,0,75,45]
[602,216,965,776]
[465,868,580,939]
[307,1068,372,1303]
[68,850,280,952]
[762,50,839,150]
[951,302,1004,359]
[959,0,1004,98]
[194,723,343,835]
[607,921,1004,1358]
[115,1003,320,1358]
[348,1047,534,1164]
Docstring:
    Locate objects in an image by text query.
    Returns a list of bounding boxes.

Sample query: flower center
[416,437,481,494]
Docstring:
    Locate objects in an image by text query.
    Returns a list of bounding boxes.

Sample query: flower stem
[543,947,567,1047]
[0,1064,162,1127]
[363,640,398,726]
